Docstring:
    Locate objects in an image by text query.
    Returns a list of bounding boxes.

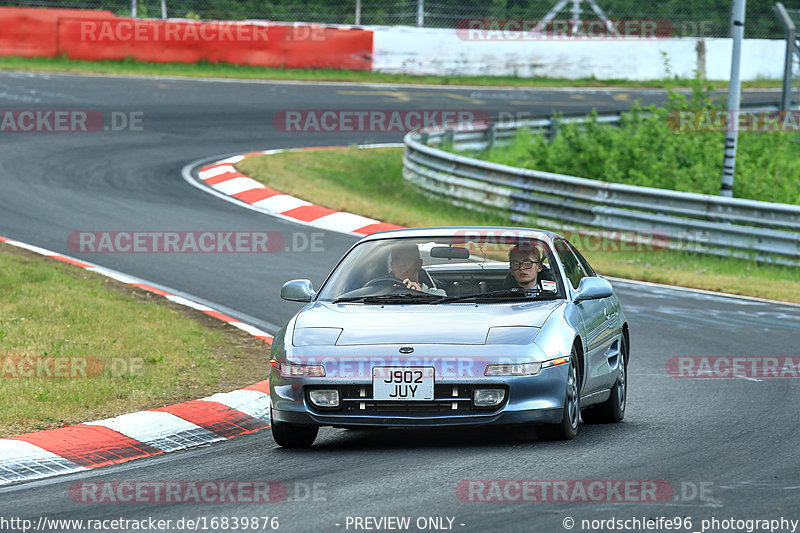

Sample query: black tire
[270,411,318,448]
[539,350,579,441]
[583,336,627,424]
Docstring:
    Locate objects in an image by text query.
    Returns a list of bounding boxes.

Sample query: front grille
[350,401,468,414]
[306,384,508,415]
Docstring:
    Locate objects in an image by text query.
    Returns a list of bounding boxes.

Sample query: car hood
[293,300,564,346]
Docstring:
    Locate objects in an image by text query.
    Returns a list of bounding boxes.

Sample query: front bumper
[271,406,563,427]
[269,364,568,428]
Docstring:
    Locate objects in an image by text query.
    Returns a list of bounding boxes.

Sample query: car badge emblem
[399,346,414,354]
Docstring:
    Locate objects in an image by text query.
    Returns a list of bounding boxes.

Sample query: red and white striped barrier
[0,7,372,71]
[196,146,405,236]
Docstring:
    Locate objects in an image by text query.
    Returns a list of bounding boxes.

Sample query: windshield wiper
[430,287,541,304]
[332,293,439,304]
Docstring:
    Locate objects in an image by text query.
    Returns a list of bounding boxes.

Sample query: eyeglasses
[509,260,539,270]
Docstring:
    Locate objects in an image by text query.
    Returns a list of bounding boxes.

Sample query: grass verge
[0,243,268,437]
[0,56,783,89]
[236,146,800,304]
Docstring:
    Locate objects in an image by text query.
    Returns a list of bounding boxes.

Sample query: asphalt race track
[0,71,798,532]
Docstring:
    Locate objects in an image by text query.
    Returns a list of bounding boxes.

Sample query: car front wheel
[270,410,319,448]
[539,350,579,441]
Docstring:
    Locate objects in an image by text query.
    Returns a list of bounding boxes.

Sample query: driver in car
[506,244,545,290]
[389,242,446,296]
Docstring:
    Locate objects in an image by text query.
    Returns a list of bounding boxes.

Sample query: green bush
[464,81,800,205]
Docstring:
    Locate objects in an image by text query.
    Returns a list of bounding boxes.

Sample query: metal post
[570,0,582,33]
[486,123,496,149]
[355,0,361,25]
[534,0,616,37]
[533,0,569,33]
[720,0,746,198]
[161,0,167,19]
[443,129,454,147]
[586,0,619,37]
[547,117,559,142]
[417,0,424,27]
[774,2,796,111]
[130,0,137,17]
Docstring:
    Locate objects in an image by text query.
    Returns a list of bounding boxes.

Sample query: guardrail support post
[720,0,746,197]
[486,123,496,149]
[546,118,559,142]
[443,129,454,147]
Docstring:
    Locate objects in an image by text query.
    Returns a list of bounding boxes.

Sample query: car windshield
[315,234,566,303]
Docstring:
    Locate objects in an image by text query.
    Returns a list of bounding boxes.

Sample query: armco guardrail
[402,114,800,265]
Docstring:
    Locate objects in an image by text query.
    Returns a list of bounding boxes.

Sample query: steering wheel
[364,276,404,288]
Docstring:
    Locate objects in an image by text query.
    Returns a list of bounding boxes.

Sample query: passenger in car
[389,242,446,296]
[504,244,545,290]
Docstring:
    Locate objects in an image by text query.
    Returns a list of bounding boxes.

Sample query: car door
[570,244,622,390]
[555,239,612,395]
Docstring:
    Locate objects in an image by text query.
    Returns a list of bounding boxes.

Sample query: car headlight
[270,360,326,377]
[484,356,569,376]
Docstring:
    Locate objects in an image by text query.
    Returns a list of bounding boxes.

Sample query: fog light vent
[309,389,340,407]
[473,388,505,407]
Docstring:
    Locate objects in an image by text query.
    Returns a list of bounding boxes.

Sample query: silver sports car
[269,227,629,447]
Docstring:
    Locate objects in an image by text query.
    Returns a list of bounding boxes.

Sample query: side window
[570,244,596,277]
[554,239,587,289]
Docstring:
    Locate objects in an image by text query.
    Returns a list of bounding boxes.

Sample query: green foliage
[466,80,800,204]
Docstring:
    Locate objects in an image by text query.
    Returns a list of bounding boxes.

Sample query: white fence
[372,26,786,81]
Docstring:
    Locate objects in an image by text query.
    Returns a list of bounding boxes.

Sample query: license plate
[372,367,434,401]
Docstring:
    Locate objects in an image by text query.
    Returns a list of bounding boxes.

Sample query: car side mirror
[281,279,315,302]
[574,277,613,302]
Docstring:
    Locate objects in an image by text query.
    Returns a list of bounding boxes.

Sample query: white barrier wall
[371,26,785,81]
